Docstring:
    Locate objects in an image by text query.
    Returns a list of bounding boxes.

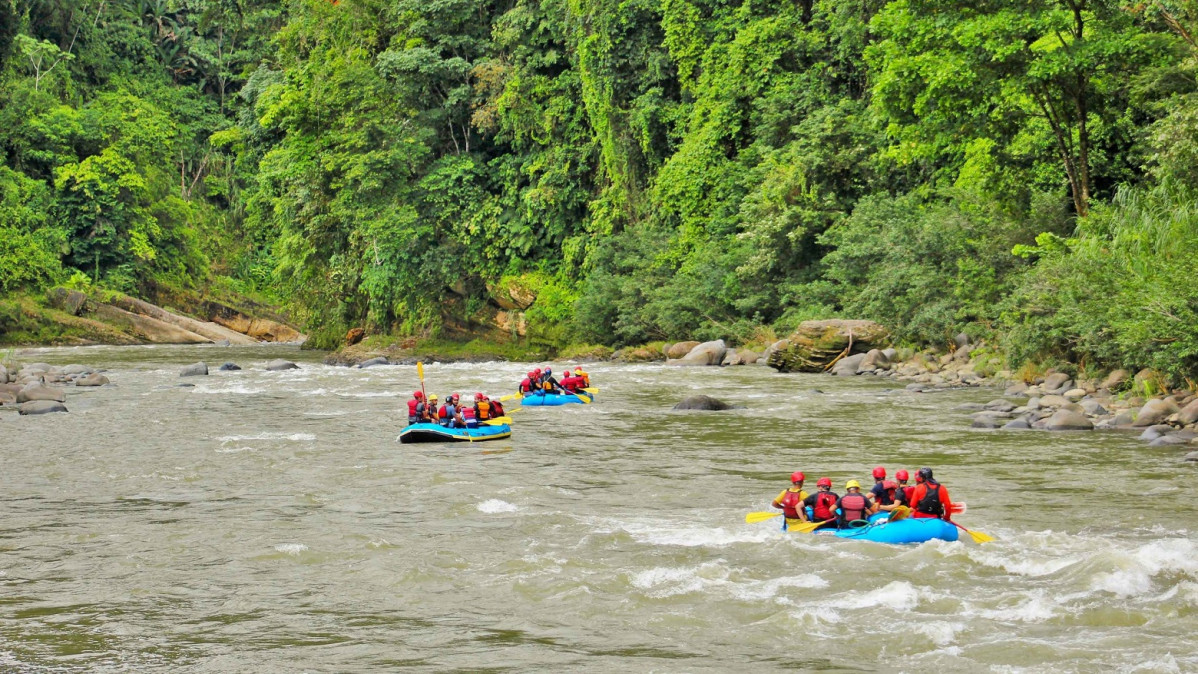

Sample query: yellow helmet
[846,479,861,490]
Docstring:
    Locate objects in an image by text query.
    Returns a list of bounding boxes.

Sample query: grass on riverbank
[0,295,138,346]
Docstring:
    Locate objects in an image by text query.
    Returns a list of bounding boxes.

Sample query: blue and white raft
[815,515,959,544]
[519,391,593,407]
[397,422,512,444]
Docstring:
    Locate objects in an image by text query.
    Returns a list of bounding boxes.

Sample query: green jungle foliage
[2,0,1198,379]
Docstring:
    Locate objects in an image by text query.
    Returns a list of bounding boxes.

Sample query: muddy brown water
[1,344,1195,672]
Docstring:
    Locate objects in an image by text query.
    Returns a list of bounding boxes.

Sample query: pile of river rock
[0,362,109,415]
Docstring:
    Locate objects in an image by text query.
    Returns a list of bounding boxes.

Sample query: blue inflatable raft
[815,517,959,544]
[397,422,512,444]
[520,391,593,406]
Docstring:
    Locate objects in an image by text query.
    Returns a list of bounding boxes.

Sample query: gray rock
[18,400,68,415]
[1063,388,1087,401]
[720,349,740,366]
[971,413,1007,429]
[954,332,970,348]
[1185,451,1198,461]
[736,348,761,365]
[1178,399,1198,425]
[1149,435,1191,447]
[761,340,789,364]
[1005,382,1029,396]
[1080,399,1108,416]
[955,403,985,411]
[218,362,242,371]
[356,357,388,368]
[984,399,1016,413]
[0,391,14,405]
[673,395,739,411]
[1026,396,1043,410]
[16,383,66,403]
[0,364,7,384]
[1044,409,1093,431]
[882,348,898,361]
[1131,399,1181,427]
[1003,417,1032,430]
[1043,372,1072,393]
[674,340,727,366]
[953,344,972,361]
[1110,410,1136,426]
[61,364,91,375]
[905,383,925,392]
[831,353,867,376]
[215,339,231,347]
[1039,394,1071,408]
[1138,425,1174,441]
[265,359,300,371]
[180,362,209,377]
[75,373,109,387]
[860,348,891,370]
[46,287,88,315]
[1100,369,1129,390]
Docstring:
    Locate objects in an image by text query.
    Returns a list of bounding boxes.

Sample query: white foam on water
[1121,653,1183,673]
[1090,538,1198,598]
[214,446,257,454]
[730,573,828,601]
[611,519,779,547]
[912,620,965,647]
[852,580,921,611]
[630,563,723,597]
[478,499,518,513]
[976,590,1058,623]
[341,391,401,398]
[969,545,1083,577]
[274,543,308,555]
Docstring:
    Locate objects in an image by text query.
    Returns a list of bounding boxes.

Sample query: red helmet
[895,469,909,481]
[790,471,805,483]
[817,477,832,488]
[527,371,536,378]
[872,466,886,479]
[475,392,485,399]
[414,391,423,399]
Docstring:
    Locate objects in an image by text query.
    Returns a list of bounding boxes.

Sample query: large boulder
[1039,394,1071,409]
[1080,399,1109,416]
[1043,373,1072,393]
[357,357,389,368]
[16,383,66,403]
[18,400,68,415]
[46,287,88,315]
[670,340,727,366]
[1003,417,1032,430]
[180,362,209,377]
[971,412,1008,429]
[664,341,701,359]
[1178,399,1198,425]
[613,347,665,362]
[767,319,890,373]
[265,359,300,371]
[1044,409,1094,431]
[0,392,15,405]
[1100,369,1129,391]
[61,364,91,375]
[218,362,242,371]
[0,364,7,384]
[761,339,789,364]
[984,399,1016,413]
[1004,382,1029,396]
[75,373,109,387]
[1131,399,1180,427]
[673,395,738,411]
[859,348,891,371]
[831,353,867,376]
[1138,425,1174,442]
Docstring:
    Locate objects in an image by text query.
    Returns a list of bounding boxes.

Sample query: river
[1,344,1195,672]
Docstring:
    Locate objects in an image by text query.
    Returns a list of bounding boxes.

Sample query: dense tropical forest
[2,0,1197,379]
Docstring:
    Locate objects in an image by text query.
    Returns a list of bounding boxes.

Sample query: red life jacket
[461,406,475,419]
[813,492,837,521]
[779,490,803,518]
[519,378,532,393]
[839,492,870,523]
[916,483,945,517]
[438,405,449,419]
[902,485,915,504]
[407,399,420,417]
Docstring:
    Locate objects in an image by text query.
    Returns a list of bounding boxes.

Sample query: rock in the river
[1149,435,1191,447]
[670,340,727,366]
[0,364,7,384]
[0,391,15,405]
[1178,399,1198,425]
[218,362,242,371]
[16,383,66,403]
[265,359,300,371]
[75,373,109,387]
[971,412,1008,429]
[18,400,68,415]
[180,362,209,377]
[673,395,739,411]
[664,341,701,359]
[1063,388,1087,401]
[1131,399,1180,427]
[1044,409,1093,431]
[357,357,389,368]
[1039,394,1070,409]
[61,364,91,375]
[1043,373,1072,393]
[761,340,788,364]
[984,399,1016,412]
[1080,399,1109,416]
[1003,417,1032,430]
[1185,451,1198,462]
[1005,382,1029,396]
[1139,425,1174,441]
[831,353,867,376]
[1110,410,1136,426]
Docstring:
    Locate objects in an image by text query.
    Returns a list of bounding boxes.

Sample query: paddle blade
[417,361,424,381]
[582,387,600,393]
[482,417,511,425]
[498,392,523,402]
[967,528,994,544]
[950,502,967,515]
[787,519,831,534]
[888,506,911,522]
[745,511,783,524]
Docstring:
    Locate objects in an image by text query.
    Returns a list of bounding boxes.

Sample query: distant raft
[398,422,512,444]
[520,391,593,407]
[814,517,959,544]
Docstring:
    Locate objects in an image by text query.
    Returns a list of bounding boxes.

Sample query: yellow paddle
[499,392,524,402]
[950,521,995,543]
[745,511,783,524]
[887,505,911,522]
[416,361,427,401]
[581,387,600,394]
[786,519,833,534]
[482,416,512,425]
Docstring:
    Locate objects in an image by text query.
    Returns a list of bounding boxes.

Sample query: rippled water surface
[2,344,1195,672]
